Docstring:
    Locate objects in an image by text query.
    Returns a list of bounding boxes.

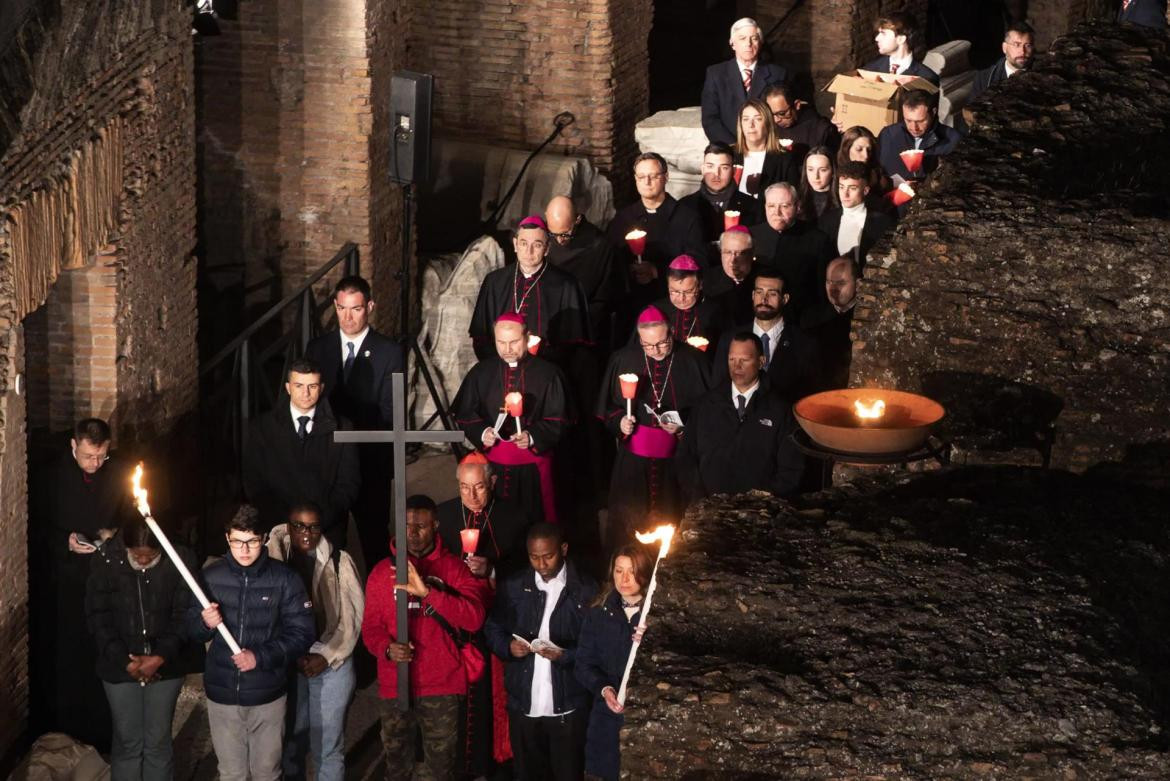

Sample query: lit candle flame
[635,524,675,559]
[685,336,709,352]
[853,399,886,420]
[131,462,152,517]
[526,334,541,354]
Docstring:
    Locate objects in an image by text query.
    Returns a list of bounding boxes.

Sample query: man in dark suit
[679,143,760,252]
[305,275,404,571]
[763,83,839,159]
[801,256,861,391]
[972,22,1036,100]
[877,90,961,190]
[862,11,939,85]
[817,161,895,272]
[701,17,787,145]
[243,358,361,547]
[1118,0,1167,28]
[749,182,835,320]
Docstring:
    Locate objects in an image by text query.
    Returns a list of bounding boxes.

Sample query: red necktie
[890,63,900,74]
[743,69,752,93]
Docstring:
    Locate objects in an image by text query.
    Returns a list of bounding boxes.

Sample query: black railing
[197,242,360,552]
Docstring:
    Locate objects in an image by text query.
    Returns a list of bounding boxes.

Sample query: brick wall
[0,0,197,759]
[408,0,652,198]
[197,0,408,337]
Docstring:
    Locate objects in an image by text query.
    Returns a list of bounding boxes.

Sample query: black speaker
[389,71,433,186]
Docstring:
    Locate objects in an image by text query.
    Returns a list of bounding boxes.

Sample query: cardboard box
[824,70,939,137]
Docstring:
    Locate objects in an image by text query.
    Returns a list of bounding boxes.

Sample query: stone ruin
[619,23,1170,779]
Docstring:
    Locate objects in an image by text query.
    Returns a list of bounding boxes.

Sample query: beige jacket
[267,524,364,669]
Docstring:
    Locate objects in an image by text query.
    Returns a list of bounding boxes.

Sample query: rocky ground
[620,467,1170,779]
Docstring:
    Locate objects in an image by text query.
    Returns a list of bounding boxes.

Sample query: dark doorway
[648,0,739,112]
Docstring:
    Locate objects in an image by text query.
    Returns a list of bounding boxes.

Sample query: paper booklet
[642,403,683,428]
[512,634,563,653]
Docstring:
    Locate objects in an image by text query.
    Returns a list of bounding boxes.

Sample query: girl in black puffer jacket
[85,520,202,781]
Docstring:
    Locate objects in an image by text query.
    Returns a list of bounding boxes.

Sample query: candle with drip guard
[526,334,541,355]
[723,211,740,230]
[624,229,647,263]
[460,528,480,558]
[617,524,675,705]
[618,373,638,418]
[685,336,709,352]
[131,463,243,655]
[505,392,524,435]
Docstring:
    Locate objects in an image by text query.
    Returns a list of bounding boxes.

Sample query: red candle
[778,138,794,152]
[732,164,744,186]
[505,391,524,418]
[685,336,709,352]
[460,528,480,556]
[899,149,925,174]
[723,210,740,230]
[886,182,916,207]
[527,334,541,355]
[618,373,638,418]
[624,229,647,259]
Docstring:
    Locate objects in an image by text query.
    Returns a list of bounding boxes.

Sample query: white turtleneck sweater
[836,202,868,255]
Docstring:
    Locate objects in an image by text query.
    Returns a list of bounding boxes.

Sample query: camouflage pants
[378,694,463,781]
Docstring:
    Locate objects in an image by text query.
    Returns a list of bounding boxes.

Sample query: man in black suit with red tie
[304,275,404,572]
[701,17,787,145]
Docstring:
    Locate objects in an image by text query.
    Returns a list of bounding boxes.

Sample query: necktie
[736,394,747,421]
[890,62,900,74]
[914,136,923,150]
[743,68,752,94]
[761,332,771,368]
[297,415,310,442]
[343,341,355,382]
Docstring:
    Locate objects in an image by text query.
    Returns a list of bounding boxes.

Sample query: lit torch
[617,523,675,705]
[722,210,740,230]
[526,334,542,355]
[131,463,242,655]
[886,181,916,207]
[853,398,886,426]
[459,528,480,560]
[685,336,709,352]
[899,148,925,174]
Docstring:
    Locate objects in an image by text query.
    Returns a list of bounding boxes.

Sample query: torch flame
[635,524,675,559]
[131,462,151,517]
[853,399,887,420]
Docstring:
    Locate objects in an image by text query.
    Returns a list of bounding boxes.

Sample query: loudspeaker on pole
[389,71,433,186]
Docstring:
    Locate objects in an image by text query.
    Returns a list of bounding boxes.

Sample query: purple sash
[625,425,678,459]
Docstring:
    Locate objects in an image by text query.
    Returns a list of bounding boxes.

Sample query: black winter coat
[187,549,315,706]
[575,590,641,781]
[85,536,203,683]
[242,395,360,540]
[484,561,599,715]
[676,379,805,502]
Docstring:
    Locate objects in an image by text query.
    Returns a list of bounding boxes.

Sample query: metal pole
[391,372,410,709]
[346,246,360,278]
[300,289,313,354]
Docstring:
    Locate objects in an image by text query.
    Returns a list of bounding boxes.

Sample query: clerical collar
[519,263,544,279]
[340,326,369,351]
[506,360,519,368]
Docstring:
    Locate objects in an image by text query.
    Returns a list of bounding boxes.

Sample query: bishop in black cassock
[469,215,591,368]
[597,306,712,544]
[641,255,729,364]
[453,313,571,524]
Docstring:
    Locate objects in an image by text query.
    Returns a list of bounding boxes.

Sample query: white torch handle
[144,515,243,655]
[514,415,523,435]
[616,555,663,705]
[626,399,632,418]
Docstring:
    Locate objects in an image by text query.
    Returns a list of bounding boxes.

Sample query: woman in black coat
[85,520,202,781]
[574,543,654,781]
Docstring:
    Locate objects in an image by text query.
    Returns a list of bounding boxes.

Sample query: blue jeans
[283,657,356,781]
[102,677,183,781]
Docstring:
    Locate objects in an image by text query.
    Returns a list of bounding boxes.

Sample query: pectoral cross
[334,373,464,710]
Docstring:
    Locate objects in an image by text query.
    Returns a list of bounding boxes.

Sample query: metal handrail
[201,242,360,375]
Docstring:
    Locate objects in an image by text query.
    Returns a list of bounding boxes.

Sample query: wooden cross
[334,373,464,709]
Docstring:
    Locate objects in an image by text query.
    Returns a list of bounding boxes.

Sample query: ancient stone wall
[851,24,1170,471]
[0,0,197,759]
[623,475,1170,777]
[196,0,406,337]
[407,0,652,197]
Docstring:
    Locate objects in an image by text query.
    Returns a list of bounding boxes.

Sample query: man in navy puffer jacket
[187,505,315,781]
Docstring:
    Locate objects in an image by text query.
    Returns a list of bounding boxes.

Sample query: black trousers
[509,709,588,781]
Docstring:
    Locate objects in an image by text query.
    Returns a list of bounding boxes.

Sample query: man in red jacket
[362,494,490,780]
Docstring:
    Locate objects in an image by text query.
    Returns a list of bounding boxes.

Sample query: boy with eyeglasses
[189,504,316,781]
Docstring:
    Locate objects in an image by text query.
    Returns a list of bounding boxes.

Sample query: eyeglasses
[228,537,264,550]
[290,521,322,535]
[548,229,575,240]
[771,106,796,119]
[668,288,700,300]
[639,339,672,351]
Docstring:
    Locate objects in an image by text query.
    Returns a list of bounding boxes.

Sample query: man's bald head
[545,196,578,245]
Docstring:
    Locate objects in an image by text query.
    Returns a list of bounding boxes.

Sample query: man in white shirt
[484,524,599,780]
[817,161,894,271]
